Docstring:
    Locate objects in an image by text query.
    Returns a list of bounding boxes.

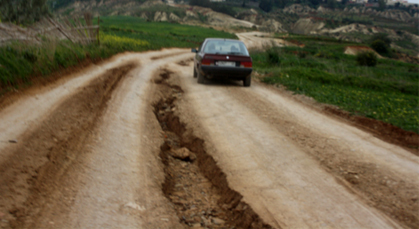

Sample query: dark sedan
[192,38,253,87]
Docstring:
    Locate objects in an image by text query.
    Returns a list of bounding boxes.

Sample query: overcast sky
[408,0,419,4]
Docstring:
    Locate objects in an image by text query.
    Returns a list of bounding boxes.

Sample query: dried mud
[0,64,136,228]
[177,58,194,67]
[152,70,274,229]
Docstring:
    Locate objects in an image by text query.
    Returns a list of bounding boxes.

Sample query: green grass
[252,35,419,133]
[98,16,236,49]
[0,16,236,93]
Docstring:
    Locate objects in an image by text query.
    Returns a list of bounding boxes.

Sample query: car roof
[204,38,243,43]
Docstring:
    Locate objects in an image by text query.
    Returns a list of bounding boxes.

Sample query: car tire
[193,68,197,78]
[243,76,251,87]
[197,71,206,84]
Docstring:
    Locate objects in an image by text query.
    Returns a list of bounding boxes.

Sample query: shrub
[314,51,336,59]
[259,0,274,12]
[369,33,391,46]
[356,51,377,67]
[370,39,389,55]
[23,51,38,63]
[298,51,307,58]
[267,47,281,65]
[189,0,211,7]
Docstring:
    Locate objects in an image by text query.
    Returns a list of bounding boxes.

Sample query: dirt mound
[292,18,325,34]
[185,6,257,29]
[344,46,383,58]
[259,19,287,33]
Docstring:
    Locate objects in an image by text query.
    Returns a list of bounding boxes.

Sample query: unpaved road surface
[0,46,418,229]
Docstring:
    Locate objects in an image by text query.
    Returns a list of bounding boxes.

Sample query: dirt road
[0,47,417,229]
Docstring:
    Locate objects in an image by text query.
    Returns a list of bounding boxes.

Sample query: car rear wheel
[197,71,206,84]
[193,68,197,78]
[243,76,251,87]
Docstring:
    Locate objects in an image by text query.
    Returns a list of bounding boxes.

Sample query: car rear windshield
[203,40,249,56]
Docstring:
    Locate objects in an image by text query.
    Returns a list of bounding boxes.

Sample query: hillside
[46,0,419,57]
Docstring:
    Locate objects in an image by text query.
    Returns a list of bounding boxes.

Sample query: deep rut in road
[0,63,136,228]
[153,70,274,229]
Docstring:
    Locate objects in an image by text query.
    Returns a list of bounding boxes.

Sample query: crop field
[0,16,235,94]
[99,16,236,49]
[251,35,418,133]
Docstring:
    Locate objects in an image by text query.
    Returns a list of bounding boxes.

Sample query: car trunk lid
[202,54,252,68]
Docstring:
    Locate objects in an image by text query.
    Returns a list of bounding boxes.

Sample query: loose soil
[0,63,136,228]
[153,69,273,229]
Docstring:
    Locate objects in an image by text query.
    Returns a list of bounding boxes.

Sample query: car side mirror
[191,48,198,53]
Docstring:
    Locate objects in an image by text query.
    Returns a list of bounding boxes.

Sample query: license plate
[216,61,235,67]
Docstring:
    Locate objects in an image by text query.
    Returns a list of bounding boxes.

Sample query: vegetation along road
[0,31,417,228]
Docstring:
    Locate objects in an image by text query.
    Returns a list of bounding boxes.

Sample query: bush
[356,51,377,67]
[23,51,38,63]
[370,39,389,55]
[298,51,307,58]
[210,3,236,17]
[314,51,336,59]
[189,0,211,7]
[189,0,235,16]
[259,0,274,12]
[266,47,281,65]
[369,33,391,46]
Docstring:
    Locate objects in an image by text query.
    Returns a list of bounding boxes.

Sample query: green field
[251,35,419,133]
[0,16,236,94]
[1,17,417,133]
[99,16,236,49]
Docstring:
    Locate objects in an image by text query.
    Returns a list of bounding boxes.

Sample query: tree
[308,0,321,6]
[369,33,392,57]
[273,0,286,8]
[370,40,389,55]
[259,0,274,12]
[356,52,377,67]
[327,0,337,9]
[369,33,391,46]
[189,0,211,7]
[378,0,386,11]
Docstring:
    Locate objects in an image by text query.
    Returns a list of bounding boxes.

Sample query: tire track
[0,64,136,228]
[167,62,410,228]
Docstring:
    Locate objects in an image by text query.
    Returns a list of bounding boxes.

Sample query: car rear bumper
[201,66,252,79]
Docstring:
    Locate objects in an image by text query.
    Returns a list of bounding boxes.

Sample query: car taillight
[201,59,212,65]
[241,62,252,68]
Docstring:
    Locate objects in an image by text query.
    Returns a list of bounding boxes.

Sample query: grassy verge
[0,16,236,94]
[252,35,418,133]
